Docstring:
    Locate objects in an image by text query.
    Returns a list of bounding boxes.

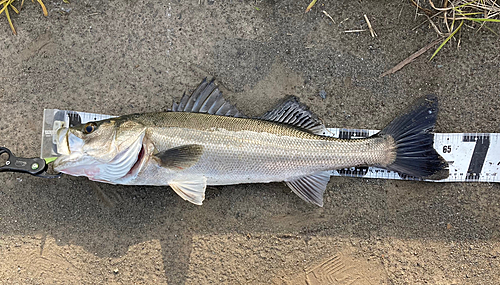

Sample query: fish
[53,79,448,207]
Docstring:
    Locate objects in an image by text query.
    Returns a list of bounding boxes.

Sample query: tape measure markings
[465,134,489,181]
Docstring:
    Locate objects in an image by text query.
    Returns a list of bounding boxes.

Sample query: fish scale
[46,79,447,206]
[133,116,391,186]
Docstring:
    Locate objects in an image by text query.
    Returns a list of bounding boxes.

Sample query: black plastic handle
[0,147,60,178]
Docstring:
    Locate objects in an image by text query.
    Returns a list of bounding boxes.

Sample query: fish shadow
[1,174,499,284]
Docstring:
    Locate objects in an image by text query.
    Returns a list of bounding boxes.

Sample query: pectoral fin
[285,172,331,207]
[154,144,204,169]
[169,176,207,205]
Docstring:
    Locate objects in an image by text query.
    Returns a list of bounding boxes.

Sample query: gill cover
[53,119,146,183]
[91,132,144,182]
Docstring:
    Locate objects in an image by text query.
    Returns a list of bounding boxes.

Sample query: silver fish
[53,79,448,206]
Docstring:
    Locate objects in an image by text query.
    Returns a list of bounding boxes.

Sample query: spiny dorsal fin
[285,171,331,207]
[153,144,204,170]
[171,78,245,118]
[169,176,207,205]
[260,96,327,135]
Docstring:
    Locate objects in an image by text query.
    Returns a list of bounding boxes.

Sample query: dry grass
[305,0,318,13]
[414,0,500,59]
[1,0,47,35]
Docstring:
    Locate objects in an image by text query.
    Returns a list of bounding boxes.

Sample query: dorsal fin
[171,78,245,118]
[260,96,327,135]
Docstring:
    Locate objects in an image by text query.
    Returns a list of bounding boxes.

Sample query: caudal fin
[378,95,448,179]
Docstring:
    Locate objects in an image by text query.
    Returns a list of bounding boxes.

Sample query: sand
[1,1,499,284]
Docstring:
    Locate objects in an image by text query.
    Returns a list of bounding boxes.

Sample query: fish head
[53,118,148,183]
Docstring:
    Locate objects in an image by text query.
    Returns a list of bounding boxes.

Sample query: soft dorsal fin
[171,78,245,118]
[284,171,331,207]
[169,176,207,205]
[260,96,327,135]
[153,144,204,170]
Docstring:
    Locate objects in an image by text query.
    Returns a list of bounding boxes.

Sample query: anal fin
[285,172,331,207]
[169,176,207,205]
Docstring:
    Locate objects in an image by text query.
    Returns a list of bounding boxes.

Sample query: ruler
[324,128,499,183]
[41,109,500,183]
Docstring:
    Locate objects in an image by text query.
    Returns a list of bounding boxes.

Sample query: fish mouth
[55,128,72,156]
[54,132,148,183]
[53,128,85,173]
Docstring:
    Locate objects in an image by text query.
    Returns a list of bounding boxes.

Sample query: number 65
[443,145,452,153]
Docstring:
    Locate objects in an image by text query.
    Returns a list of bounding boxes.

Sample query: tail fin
[378,95,448,179]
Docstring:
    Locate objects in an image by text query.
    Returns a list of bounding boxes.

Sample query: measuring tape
[41,109,500,183]
[325,128,499,183]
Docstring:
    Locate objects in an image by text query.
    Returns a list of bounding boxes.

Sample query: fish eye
[83,122,97,134]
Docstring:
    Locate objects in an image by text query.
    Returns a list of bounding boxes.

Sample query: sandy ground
[1,0,500,284]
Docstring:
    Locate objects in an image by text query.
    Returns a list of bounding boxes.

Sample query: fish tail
[377,95,448,179]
